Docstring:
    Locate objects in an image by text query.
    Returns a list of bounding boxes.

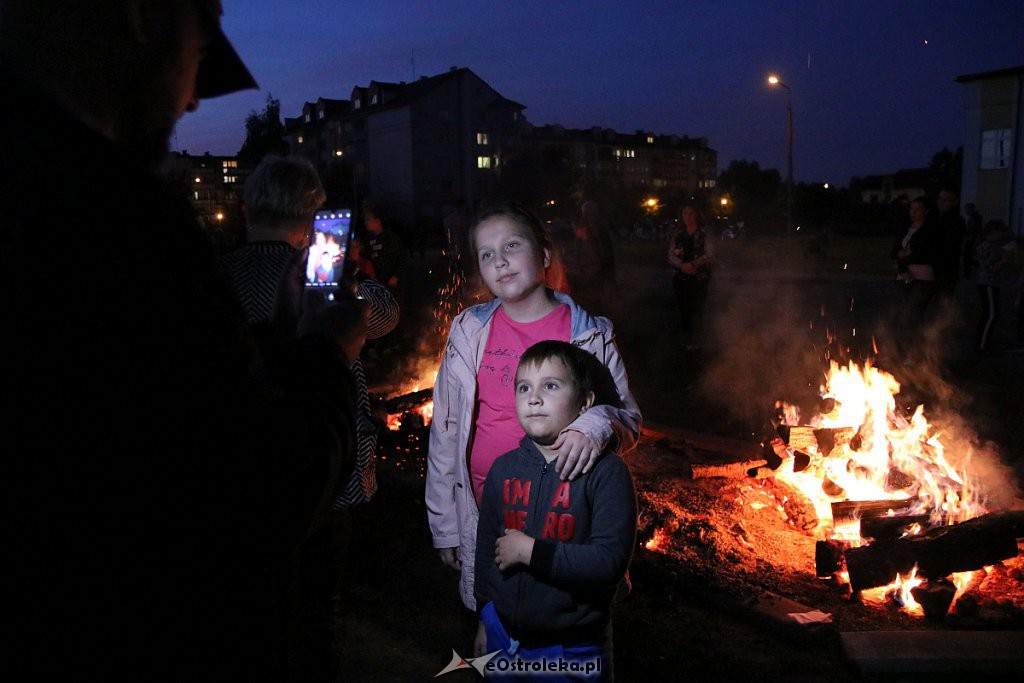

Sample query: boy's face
[515,357,591,446]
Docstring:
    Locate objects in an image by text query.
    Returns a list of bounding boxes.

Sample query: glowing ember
[645,527,669,552]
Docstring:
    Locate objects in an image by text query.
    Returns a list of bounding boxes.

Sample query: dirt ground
[342,234,1024,681]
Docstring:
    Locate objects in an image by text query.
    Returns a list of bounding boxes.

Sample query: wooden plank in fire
[831,498,918,524]
[690,459,768,480]
[844,510,1024,593]
[785,426,855,456]
[382,387,434,415]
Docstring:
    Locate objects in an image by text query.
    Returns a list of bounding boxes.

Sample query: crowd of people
[890,187,1021,361]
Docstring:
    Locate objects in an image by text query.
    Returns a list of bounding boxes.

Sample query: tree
[237,94,287,167]
[717,159,783,230]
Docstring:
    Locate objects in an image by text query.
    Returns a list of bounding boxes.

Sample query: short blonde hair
[243,156,325,226]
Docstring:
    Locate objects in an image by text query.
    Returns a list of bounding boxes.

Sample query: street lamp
[767,74,794,233]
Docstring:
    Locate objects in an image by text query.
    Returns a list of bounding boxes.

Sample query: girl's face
[474,216,550,303]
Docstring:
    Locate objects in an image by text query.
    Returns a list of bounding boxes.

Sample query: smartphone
[305,209,352,291]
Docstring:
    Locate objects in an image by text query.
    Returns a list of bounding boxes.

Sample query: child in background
[974,219,1016,355]
[426,202,641,615]
[474,341,636,681]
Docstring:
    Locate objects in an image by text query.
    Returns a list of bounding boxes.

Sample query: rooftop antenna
[411,50,416,80]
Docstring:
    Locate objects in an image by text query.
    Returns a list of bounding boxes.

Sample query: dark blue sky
[174,0,1024,187]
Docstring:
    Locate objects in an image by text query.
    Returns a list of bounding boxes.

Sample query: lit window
[353,99,361,109]
[223,176,237,184]
[371,94,379,105]
[493,155,500,167]
[646,136,654,144]
[297,135,304,144]
[318,110,325,120]
[477,156,491,169]
[335,150,344,157]
[304,113,310,123]
[222,160,237,169]
[981,129,1012,170]
[194,177,201,183]
[477,133,489,145]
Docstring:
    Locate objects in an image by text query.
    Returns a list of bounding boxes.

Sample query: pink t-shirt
[469,304,571,503]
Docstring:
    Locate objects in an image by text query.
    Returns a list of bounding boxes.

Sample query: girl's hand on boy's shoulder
[552,429,600,481]
[495,528,534,570]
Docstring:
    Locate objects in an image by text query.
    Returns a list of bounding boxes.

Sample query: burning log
[830,498,919,524]
[859,514,930,542]
[815,539,849,577]
[845,511,1024,593]
[690,459,768,480]
[383,387,434,414]
[785,426,855,456]
[910,578,957,621]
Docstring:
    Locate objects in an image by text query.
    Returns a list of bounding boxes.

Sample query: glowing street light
[767,73,794,233]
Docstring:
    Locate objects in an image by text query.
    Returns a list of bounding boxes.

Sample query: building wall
[960,71,1023,234]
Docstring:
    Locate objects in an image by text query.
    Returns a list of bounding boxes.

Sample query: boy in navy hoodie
[474,341,637,681]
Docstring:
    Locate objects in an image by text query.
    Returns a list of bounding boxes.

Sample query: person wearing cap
[0,2,358,680]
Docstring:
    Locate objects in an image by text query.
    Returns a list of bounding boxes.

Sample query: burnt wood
[845,511,1024,593]
[815,539,849,577]
[859,514,931,542]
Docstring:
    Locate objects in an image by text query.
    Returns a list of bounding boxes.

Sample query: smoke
[681,239,1021,508]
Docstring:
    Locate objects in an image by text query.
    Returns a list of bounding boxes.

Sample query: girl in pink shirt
[425,202,642,611]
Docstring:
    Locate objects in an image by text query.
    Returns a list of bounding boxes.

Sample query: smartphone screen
[306,209,352,290]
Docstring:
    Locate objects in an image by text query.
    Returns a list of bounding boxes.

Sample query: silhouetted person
[963,202,983,278]
[0,2,357,679]
[668,201,716,351]
[222,155,326,323]
[974,220,1016,355]
[890,196,939,364]
[934,187,966,299]
[363,200,407,292]
[563,199,617,315]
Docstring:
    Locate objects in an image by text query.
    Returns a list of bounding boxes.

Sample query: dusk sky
[174,1,1024,187]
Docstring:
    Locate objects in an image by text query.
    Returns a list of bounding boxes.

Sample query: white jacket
[425,291,642,609]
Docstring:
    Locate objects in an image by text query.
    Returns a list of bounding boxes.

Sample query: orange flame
[774,360,989,611]
[386,369,438,431]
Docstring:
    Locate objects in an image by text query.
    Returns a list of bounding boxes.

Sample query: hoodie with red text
[475,436,636,646]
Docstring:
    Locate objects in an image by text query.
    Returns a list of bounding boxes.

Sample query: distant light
[823,182,830,189]
[335,150,343,157]
[194,177,201,183]
[767,75,780,85]
[215,212,224,221]
[922,39,929,45]
[720,197,728,206]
